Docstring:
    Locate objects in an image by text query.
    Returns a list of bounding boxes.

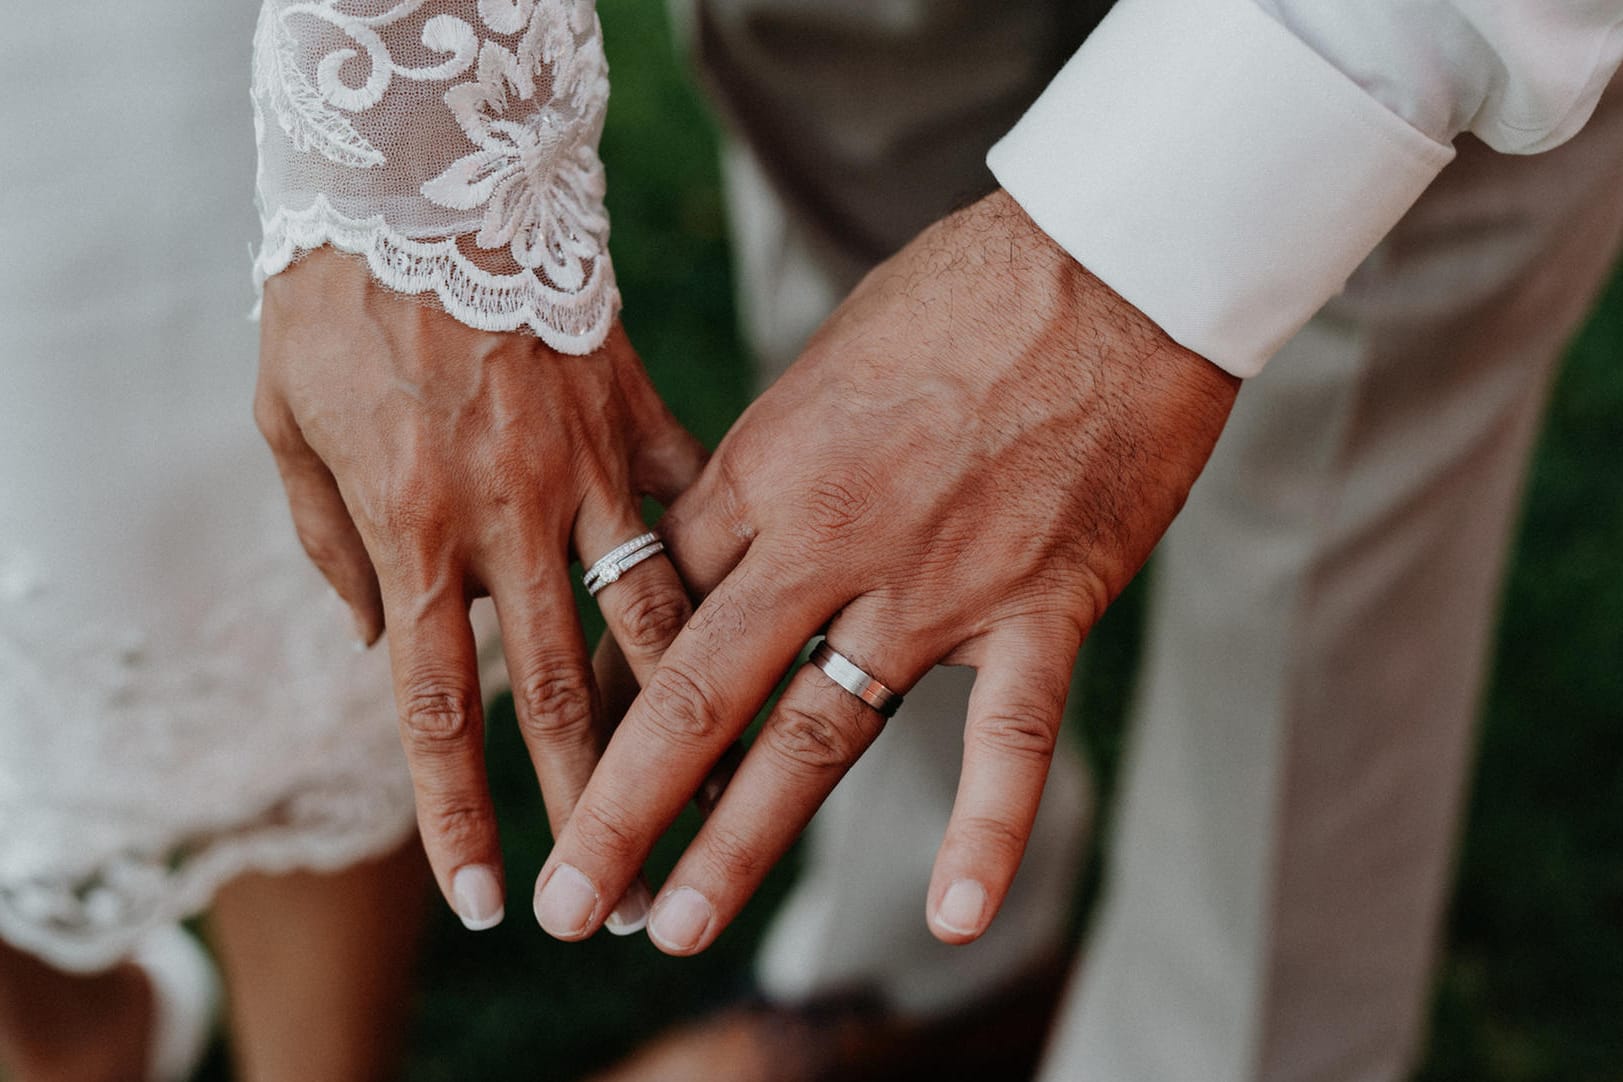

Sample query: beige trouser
[686,3,1623,1077]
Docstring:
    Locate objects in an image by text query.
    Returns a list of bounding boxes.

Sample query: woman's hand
[255,248,704,932]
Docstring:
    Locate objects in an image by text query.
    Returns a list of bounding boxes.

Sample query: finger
[633,409,709,507]
[380,578,505,932]
[489,557,655,936]
[926,626,1078,945]
[619,348,709,506]
[642,628,930,955]
[256,395,384,643]
[577,499,693,683]
[593,632,744,818]
[654,451,755,599]
[534,547,839,941]
[591,633,639,729]
[487,557,603,835]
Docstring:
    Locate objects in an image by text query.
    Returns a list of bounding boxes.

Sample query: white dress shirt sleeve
[988,0,1623,378]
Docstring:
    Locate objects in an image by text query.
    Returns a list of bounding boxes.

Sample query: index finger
[532,546,839,940]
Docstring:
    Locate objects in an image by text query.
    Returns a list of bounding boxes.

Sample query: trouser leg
[694,0,1097,1017]
[1038,84,1623,1082]
[693,0,1623,1059]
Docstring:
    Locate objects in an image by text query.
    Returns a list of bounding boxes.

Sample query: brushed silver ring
[808,640,904,718]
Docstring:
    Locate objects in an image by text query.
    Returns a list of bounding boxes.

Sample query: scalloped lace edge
[0,783,416,974]
[255,195,620,356]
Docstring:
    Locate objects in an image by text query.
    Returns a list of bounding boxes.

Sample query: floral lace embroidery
[0,539,418,974]
[0,778,418,975]
[0,531,512,973]
[252,0,618,353]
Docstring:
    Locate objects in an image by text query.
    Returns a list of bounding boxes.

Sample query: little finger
[926,625,1079,945]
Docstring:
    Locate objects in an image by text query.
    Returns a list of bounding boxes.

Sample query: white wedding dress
[0,0,611,973]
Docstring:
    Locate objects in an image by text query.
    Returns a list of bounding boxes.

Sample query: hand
[536,190,1239,951]
[255,249,704,931]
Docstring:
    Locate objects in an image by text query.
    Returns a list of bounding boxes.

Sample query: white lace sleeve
[251,0,619,354]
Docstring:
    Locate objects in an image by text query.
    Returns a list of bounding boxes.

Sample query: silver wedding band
[584,531,665,597]
[808,640,904,718]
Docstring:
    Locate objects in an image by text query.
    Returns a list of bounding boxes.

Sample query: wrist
[968,188,1238,601]
[976,187,1238,400]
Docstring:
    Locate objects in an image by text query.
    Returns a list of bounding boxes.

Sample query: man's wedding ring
[584,532,665,597]
[808,640,904,718]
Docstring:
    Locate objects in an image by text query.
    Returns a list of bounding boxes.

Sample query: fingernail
[648,887,714,953]
[452,865,505,931]
[604,880,652,937]
[352,639,369,654]
[934,879,987,936]
[534,864,600,939]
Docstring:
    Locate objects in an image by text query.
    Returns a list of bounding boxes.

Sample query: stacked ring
[583,531,665,597]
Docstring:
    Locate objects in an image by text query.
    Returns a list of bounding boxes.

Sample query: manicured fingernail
[452,865,504,931]
[605,880,652,936]
[648,887,714,952]
[534,864,600,938]
[934,879,987,936]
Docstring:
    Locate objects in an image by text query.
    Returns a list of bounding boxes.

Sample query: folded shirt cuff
[987,0,1455,378]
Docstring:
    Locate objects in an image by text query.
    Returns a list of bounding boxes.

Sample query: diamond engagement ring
[583,531,665,597]
[808,640,904,718]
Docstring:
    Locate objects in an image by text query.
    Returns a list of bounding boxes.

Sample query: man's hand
[535,190,1239,951]
[256,249,704,932]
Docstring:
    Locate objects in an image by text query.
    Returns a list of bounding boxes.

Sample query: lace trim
[252,0,621,354]
[0,513,429,973]
[256,194,620,352]
[0,779,415,974]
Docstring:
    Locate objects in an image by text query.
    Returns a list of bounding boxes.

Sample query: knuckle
[717,424,769,485]
[373,457,453,535]
[615,586,689,656]
[475,452,541,510]
[640,663,731,747]
[802,463,882,538]
[514,663,595,743]
[293,522,348,574]
[421,801,493,852]
[971,707,1060,763]
[709,453,757,535]
[252,392,292,448]
[762,702,871,775]
[377,477,438,532]
[398,679,480,747]
[954,814,1030,863]
[699,822,766,885]
[1066,571,1112,642]
[568,798,644,866]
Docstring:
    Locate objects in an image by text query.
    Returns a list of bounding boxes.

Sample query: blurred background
[182,0,1621,1078]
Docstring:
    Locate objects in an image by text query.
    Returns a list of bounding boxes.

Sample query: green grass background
[225,1,1623,1078]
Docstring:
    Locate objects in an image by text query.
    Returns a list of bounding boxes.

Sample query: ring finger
[576,499,694,684]
[643,621,933,955]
